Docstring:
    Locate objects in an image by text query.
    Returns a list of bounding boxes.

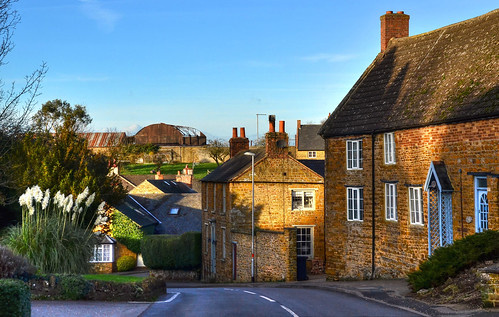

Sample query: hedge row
[0,279,31,317]
[141,232,201,270]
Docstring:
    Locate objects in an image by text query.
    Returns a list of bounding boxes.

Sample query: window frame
[212,183,216,213]
[385,183,398,221]
[347,187,364,221]
[222,184,226,214]
[221,227,226,259]
[384,132,396,164]
[295,226,314,259]
[408,187,423,225]
[90,244,114,263]
[291,189,315,211]
[204,183,208,211]
[307,151,317,158]
[346,140,363,170]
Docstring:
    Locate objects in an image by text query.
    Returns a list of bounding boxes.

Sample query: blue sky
[4,1,498,141]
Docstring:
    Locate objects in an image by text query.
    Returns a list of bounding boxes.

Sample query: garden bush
[142,232,201,270]
[117,255,136,272]
[0,245,36,280]
[111,210,144,254]
[60,274,91,300]
[2,186,106,274]
[408,230,499,291]
[0,279,31,317]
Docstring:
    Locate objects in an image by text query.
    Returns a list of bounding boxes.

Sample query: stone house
[319,9,499,280]
[201,116,325,282]
[295,120,325,160]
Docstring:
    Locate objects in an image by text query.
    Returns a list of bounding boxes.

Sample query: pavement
[31,272,499,317]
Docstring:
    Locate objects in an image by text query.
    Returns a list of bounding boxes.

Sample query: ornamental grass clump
[2,185,108,274]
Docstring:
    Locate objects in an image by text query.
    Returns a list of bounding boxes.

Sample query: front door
[427,182,453,255]
[475,177,488,233]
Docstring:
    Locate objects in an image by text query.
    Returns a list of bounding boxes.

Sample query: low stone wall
[480,264,499,308]
[150,269,200,281]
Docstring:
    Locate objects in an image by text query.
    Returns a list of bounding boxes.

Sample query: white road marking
[158,292,180,303]
[244,290,256,295]
[281,305,299,317]
[260,295,276,302]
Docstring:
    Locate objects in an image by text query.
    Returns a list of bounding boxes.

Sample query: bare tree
[207,139,229,166]
[0,0,47,205]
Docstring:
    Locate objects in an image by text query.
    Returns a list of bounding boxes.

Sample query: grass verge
[83,274,146,283]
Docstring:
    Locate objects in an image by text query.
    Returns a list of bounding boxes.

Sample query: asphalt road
[140,287,423,317]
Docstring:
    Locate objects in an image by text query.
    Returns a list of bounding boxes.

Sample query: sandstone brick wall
[90,262,114,274]
[480,270,499,308]
[325,118,499,280]
[296,150,325,160]
[202,155,324,282]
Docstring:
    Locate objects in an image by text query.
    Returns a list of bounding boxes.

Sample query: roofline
[321,114,499,139]
[127,195,162,224]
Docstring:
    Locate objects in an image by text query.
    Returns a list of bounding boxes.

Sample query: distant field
[121,162,218,179]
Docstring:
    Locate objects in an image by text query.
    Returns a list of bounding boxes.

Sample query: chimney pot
[269,115,276,132]
[279,121,285,133]
[386,11,393,14]
[240,127,246,138]
[397,11,404,14]
[232,127,238,138]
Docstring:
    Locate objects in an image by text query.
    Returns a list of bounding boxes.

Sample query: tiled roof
[298,125,325,151]
[201,148,266,183]
[80,132,126,148]
[146,179,195,194]
[320,9,499,138]
[154,193,202,235]
[113,195,159,229]
[298,160,325,177]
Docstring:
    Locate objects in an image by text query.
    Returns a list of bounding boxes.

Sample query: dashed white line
[244,290,256,295]
[281,305,299,317]
[158,292,180,303]
[259,295,276,302]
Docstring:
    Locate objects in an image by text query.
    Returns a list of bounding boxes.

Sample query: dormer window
[346,140,363,170]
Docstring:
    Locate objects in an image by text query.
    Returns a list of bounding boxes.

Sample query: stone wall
[480,264,499,308]
[150,269,200,281]
[295,150,325,160]
[325,118,499,280]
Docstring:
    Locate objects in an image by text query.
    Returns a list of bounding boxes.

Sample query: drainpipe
[460,169,464,239]
[371,132,376,279]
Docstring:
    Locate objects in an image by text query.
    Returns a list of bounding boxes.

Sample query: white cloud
[301,53,356,63]
[78,0,121,32]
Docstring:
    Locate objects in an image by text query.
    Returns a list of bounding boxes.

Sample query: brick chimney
[380,11,409,52]
[229,127,249,158]
[265,115,288,158]
[295,120,301,149]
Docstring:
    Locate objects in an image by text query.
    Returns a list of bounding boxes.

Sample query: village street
[140,287,421,317]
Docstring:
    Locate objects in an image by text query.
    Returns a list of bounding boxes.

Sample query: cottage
[295,120,325,160]
[201,116,325,282]
[319,9,499,279]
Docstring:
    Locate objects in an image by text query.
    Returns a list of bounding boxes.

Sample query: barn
[133,123,206,146]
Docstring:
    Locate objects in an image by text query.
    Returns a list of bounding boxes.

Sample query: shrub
[60,275,91,300]
[0,245,36,280]
[408,230,499,291]
[142,232,201,270]
[111,210,144,254]
[2,186,105,274]
[0,279,31,317]
[117,255,136,272]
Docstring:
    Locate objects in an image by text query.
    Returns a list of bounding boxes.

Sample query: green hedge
[141,232,201,270]
[111,210,144,254]
[408,230,499,291]
[60,274,91,300]
[0,279,31,317]
[117,255,136,272]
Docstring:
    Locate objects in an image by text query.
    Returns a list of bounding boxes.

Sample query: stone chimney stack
[265,115,288,158]
[229,127,249,158]
[380,11,409,52]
